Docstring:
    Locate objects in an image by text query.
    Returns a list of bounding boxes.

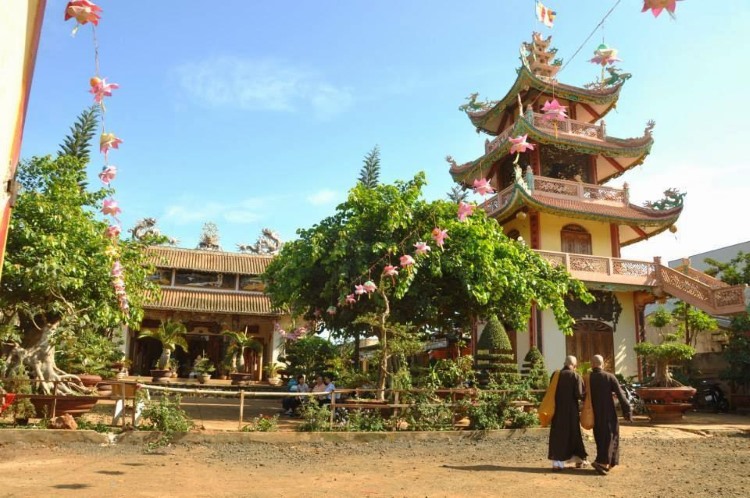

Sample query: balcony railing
[535,250,747,315]
[484,113,605,155]
[533,176,627,203]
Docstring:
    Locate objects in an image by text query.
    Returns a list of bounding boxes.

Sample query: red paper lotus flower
[100,132,123,159]
[64,1,102,27]
[400,254,415,268]
[363,280,377,293]
[509,135,535,155]
[102,198,121,217]
[431,228,449,249]
[346,294,357,305]
[414,241,431,256]
[472,178,495,197]
[383,265,399,277]
[457,201,475,222]
[541,99,568,122]
[642,0,681,18]
[90,77,119,104]
[105,224,121,239]
[98,165,117,185]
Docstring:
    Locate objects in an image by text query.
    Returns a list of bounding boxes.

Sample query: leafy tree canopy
[264,172,591,340]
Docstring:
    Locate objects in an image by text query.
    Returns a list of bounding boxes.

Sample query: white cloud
[174,56,353,118]
[163,197,268,225]
[306,189,339,206]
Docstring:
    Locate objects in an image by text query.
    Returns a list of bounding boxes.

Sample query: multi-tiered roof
[449,33,682,247]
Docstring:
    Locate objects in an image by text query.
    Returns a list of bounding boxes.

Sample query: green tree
[475,315,517,386]
[138,320,188,370]
[635,306,696,387]
[264,173,590,396]
[357,146,381,189]
[446,185,468,204]
[0,110,159,394]
[704,251,750,286]
[280,335,337,378]
[671,301,718,347]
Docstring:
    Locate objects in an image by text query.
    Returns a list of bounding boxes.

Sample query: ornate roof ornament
[521,32,562,80]
[643,188,686,211]
[197,222,221,251]
[458,92,497,113]
[238,228,284,255]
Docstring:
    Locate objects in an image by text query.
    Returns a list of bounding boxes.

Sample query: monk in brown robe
[588,354,632,475]
[547,355,588,471]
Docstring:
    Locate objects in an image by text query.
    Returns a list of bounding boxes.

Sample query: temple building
[125,245,287,380]
[449,33,747,378]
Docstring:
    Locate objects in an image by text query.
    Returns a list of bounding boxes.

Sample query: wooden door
[565,320,614,370]
[561,224,592,255]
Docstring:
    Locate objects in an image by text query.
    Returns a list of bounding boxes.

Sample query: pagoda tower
[449,33,746,377]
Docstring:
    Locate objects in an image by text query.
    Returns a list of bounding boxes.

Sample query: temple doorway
[565,320,614,370]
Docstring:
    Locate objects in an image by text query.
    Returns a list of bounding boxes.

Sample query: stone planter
[230,372,254,386]
[22,394,100,418]
[197,374,211,384]
[636,386,697,422]
[77,374,102,388]
[150,369,172,384]
[96,382,113,397]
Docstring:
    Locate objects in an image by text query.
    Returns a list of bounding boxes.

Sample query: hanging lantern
[669,225,678,233]
[642,0,682,19]
[516,211,527,220]
[589,43,621,66]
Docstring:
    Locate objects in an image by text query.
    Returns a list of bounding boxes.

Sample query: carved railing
[530,112,605,140]
[536,250,657,283]
[655,265,746,315]
[479,185,515,217]
[485,126,515,154]
[671,265,730,289]
[533,177,627,204]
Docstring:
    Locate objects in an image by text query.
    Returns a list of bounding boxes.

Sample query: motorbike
[621,381,646,416]
[692,380,730,413]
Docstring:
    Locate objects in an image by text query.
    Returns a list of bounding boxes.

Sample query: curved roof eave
[466,66,625,134]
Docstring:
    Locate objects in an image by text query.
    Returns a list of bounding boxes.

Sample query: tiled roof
[145,288,281,316]
[532,191,680,223]
[146,246,273,275]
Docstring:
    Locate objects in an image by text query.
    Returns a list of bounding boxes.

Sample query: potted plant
[193,356,215,384]
[222,329,262,385]
[138,319,188,383]
[5,366,37,425]
[263,362,284,385]
[633,307,697,422]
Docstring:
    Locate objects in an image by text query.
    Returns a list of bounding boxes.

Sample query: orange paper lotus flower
[90,77,119,104]
[431,228,448,249]
[642,0,682,18]
[100,132,123,159]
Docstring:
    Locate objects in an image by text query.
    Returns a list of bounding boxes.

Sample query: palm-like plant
[139,320,188,370]
[222,330,262,373]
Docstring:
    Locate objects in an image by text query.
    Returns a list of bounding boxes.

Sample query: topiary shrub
[523,346,549,390]
[475,316,518,387]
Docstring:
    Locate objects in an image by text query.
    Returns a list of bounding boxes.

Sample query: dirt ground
[1,423,749,498]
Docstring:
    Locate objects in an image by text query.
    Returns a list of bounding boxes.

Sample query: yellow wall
[538,212,613,256]
[539,291,638,377]
[0,0,46,278]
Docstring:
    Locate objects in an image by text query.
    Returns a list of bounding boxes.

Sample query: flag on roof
[536,1,556,28]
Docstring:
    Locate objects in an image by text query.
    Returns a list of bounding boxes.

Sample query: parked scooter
[621,381,646,415]
[692,380,730,413]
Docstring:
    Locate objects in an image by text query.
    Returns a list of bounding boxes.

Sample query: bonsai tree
[634,307,696,387]
[138,320,188,370]
[5,365,37,422]
[193,356,215,376]
[222,330,262,374]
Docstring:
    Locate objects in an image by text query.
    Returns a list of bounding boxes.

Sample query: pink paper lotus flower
[112,277,126,293]
[414,241,431,256]
[346,294,357,305]
[64,1,102,27]
[400,254,415,268]
[355,284,366,295]
[111,261,124,278]
[472,178,495,197]
[90,77,119,104]
[590,43,621,66]
[98,165,117,185]
[326,306,337,316]
[509,135,535,155]
[105,224,121,239]
[100,132,123,159]
[457,201,475,222]
[363,280,377,293]
[383,265,399,277]
[642,0,681,18]
[102,198,121,217]
[541,99,568,122]
[431,228,449,249]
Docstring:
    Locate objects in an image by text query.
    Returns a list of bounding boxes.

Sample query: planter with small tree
[223,330,262,385]
[634,307,697,422]
[138,320,188,383]
[263,362,284,386]
[193,356,215,384]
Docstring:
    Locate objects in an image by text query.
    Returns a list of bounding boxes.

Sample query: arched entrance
[566,320,615,370]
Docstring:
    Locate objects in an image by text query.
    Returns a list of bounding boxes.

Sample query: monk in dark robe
[588,354,632,476]
[548,355,588,471]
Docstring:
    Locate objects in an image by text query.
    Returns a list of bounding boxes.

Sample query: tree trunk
[5,321,89,395]
[652,359,683,388]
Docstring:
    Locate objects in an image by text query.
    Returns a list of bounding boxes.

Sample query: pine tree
[475,316,518,387]
[447,185,468,204]
[357,145,381,188]
[58,106,99,163]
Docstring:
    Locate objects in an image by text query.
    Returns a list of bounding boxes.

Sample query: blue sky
[21,0,750,263]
